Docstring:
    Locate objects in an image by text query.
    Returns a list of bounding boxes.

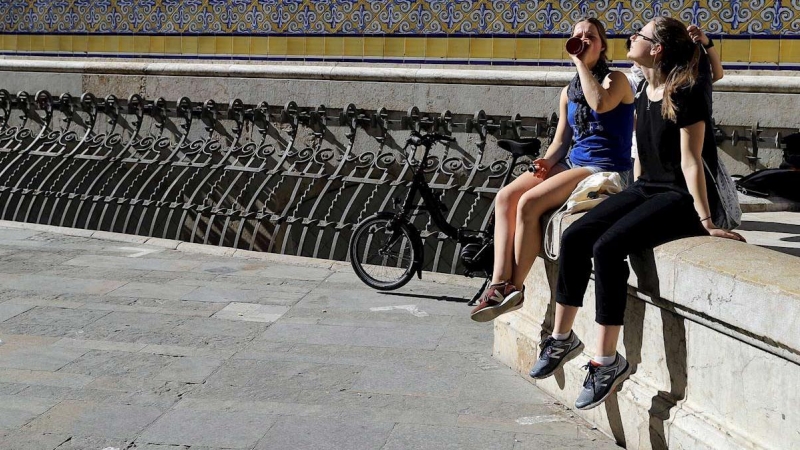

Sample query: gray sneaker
[574,353,631,410]
[528,331,584,379]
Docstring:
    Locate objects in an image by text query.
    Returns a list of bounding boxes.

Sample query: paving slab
[0,223,618,449]
[0,301,36,322]
[0,395,61,429]
[254,415,395,450]
[22,399,163,439]
[0,345,88,371]
[381,423,517,450]
[64,254,202,272]
[212,302,290,323]
[0,307,111,338]
[154,356,224,384]
[139,408,276,448]
[258,321,447,350]
[0,274,127,296]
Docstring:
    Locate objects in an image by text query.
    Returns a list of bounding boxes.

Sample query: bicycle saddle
[497,138,541,158]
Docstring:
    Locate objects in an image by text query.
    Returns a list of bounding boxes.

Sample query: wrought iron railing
[0,89,554,273]
[0,89,792,273]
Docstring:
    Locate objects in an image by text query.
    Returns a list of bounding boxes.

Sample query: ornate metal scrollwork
[0,90,567,273]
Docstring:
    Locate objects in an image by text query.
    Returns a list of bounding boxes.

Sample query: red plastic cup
[565,37,586,55]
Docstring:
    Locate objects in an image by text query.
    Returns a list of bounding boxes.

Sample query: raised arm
[688,25,724,82]
[574,66,635,113]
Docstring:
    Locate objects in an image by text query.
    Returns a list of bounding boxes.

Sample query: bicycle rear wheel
[349,216,419,290]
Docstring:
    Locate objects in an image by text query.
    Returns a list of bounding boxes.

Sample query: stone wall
[1,1,799,69]
[493,214,800,449]
[1,60,798,175]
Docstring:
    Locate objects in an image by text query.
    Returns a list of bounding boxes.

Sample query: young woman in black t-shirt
[527,17,744,411]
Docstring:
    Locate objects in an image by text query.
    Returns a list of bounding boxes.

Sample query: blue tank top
[567,100,634,172]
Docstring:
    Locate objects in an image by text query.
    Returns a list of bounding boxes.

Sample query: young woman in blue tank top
[471,18,635,323]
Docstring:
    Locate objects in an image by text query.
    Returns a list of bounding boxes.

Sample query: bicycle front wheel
[349,216,419,290]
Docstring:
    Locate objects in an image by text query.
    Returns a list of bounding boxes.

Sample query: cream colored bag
[543,172,624,260]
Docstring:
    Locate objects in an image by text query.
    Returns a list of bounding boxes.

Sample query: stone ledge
[2,59,800,93]
[739,192,800,213]
[493,220,800,449]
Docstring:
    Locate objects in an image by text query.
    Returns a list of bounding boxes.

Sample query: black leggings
[556,182,708,326]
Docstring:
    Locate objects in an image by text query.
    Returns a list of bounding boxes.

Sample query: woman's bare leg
[511,167,593,288]
[596,324,622,358]
[553,304,580,335]
[491,172,544,285]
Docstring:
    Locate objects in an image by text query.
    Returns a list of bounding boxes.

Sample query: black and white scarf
[567,59,611,137]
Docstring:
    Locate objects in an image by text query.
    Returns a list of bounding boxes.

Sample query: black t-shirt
[635,81,713,191]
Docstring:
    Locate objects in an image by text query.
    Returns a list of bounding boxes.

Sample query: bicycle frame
[395,139,520,244]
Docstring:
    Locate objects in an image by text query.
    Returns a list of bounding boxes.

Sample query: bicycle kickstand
[468,277,490,306]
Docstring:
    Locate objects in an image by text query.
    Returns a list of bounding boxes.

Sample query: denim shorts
[555,156,604,175]
[556,157,633,186]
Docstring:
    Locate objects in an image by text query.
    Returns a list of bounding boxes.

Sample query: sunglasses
[630,30,657,45]
[626,30,657,50]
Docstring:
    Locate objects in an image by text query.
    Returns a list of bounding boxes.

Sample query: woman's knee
[592,234,626,262]
[496,184,521,214]
[516,193,548,221]
[560,223,593,255]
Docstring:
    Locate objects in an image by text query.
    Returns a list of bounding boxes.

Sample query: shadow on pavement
[378,291,470,303]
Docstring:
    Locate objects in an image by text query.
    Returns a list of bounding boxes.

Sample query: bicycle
[348,131,541,304]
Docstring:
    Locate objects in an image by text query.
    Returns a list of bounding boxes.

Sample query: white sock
[552,331,571,341]
[592,354,617,366]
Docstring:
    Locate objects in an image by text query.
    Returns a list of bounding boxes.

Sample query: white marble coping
[555,212,800,364]
[2,59,800,93]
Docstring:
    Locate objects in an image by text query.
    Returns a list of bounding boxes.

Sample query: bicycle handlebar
[407,132,456,147]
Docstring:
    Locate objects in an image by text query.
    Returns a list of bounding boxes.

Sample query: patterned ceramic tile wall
[1,1,799,68]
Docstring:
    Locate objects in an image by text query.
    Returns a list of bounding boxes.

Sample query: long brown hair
[652,17,700,121]
[574,17,609,62]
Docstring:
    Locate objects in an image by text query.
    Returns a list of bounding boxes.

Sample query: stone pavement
[0,224,618,450]
[738,211,800,257]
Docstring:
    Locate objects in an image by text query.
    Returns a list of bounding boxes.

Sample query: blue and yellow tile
[750,39,780,64]
[363,36,384,58]
[383,37,404,58]
[446,38,470,60]
[516,37,540,62]
[181,36,199,56]
[72,35,88,54]
[0,1,797,67]
[133,36,150,55]
[325,36,344,59]
[231,36,250,57]
[342,36,363,58]
[1,35,17,52]
[118,35,134,54]
[305,37,324,57]
[404,37,425,59]
[540,38,565,61]
[265,36,286,57]
[492,38,515,60]
[43,35,59,53]
[780,39,800,65]
[425,37,446,59]
[87,35,104,54]
[164,36,182,55]
[149,36,165,55]
[286,37,305,56]
[720,38,750,63]
[469,37,493,60]
[215,36,233,56]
